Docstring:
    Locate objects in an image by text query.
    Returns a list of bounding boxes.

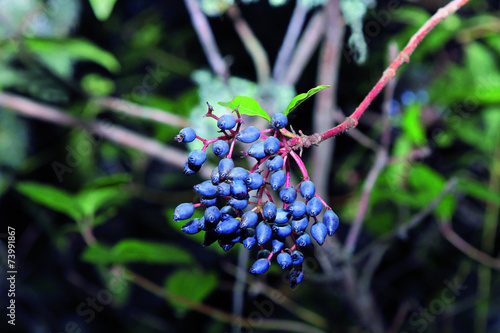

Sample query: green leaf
[89,0,118,21]
[81,74,115,97]
[165,269,218,316]
[25,38,121,73]
[76,186,127,217]
[81,240,195,265]
[219,96,271,122]
[16,182,83,221]
[402,103,427,146]
[457,178,500,205]
[284,85,330,116]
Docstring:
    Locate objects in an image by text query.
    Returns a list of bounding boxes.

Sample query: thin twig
[287,0,472,149]
[226,5,271,84]
[184,0,229,80]
[0,92,213,179]
[332,110,380,151]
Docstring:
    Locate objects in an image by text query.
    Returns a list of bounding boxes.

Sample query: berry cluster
[173,103,339,288]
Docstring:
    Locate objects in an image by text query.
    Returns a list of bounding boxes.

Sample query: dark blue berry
[270,170,286,190]
[306,197,323,217]
[249,258,270,274]
[291,251,304,266]
[262,202,277,222]
[218,158,235,180]
[296,233,311,247]
[291,216,309,232]
[300,180,315,200]
[217,114,237,130]
[256,222,272,245]
[203,229,218,246]
[266,155,283,172]
[323,209,339,236]
[240,211,259,228]
[228,167,249,182]
[274,208,291,224]
[212,140,229,157]
[200,196,218,206]
[173,203,195,221]
[183,161,200,175]
[194,180,218,197]
[271,113,288,129]
[215,218,240,234]
[217,183,231,197]
[311,222,327,245]
[272,238,285,253]
[220,206,237,220]
[188,149,207,166]
[230,180,248,199]
[204,206,221,224]
[236,126,261,143]
[175,127,196,143]
[289,268,304,289]
[245,173,264,190]
[211,167,220,185]
[257,249,271,259]
[277,252,292,269]
[227,197,248,210]
[182,219,200,234]
[247,142,266,159]
[219,241,234,252]
[272,224,292,237]
[279,187,297,204]
[264,136,281,155]
[287,200,307,219]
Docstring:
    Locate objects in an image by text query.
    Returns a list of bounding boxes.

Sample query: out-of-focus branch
[273,1,309,82]
[184,0,230,81]
[0,92,212,178]
[94,97,190,128]
[226,5,271,84]
[283,10,327,85]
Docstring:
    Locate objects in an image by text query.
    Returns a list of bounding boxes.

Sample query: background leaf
[219,96,271,122]
[284,85,330,116]
[89,0,118,21]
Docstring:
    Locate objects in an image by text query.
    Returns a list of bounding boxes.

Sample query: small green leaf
[16,182,82,221]
[284,85,330,116]
[402,103,427,146]
[81,240,195,265]
[165,269,218,316]
[89,0,118,21]
[219,96,271,122]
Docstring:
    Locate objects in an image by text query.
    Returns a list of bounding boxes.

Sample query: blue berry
[247,142,266,159]
[242,231,257,249]
[291,216,309,232]
[272,224,292,237]
[277,252,292,269]
[240,211,259,228]
[323,209,340,236]
[188,149,207,166]
[287,201,306,219]
[300,180,315,200]
[311,222,327,245]
[228,167,249,182]
[212,140,229,157]
[264,136,281,155]
[279,187,297,204]
[272,238,285,253]
[306,197,323,217]
[215,218,240,234]
[257,249,271,259]
[217,182,231,197]
[175,127,196,143]
[270,170,286,190]
[220,206,237,220]
[236,126,261,143]
[245,173,264,190]
[173,203,195,221]
[218,158,235,180]
[271,113,288,129]
[182,219,201,234]
[211,167,220,185]
[263,202,277,222]
[197,217,207,231]
[217,114,237,130]
[200,196,218,206]
[289,268,304,289]
[194,180,218,197]
[296,233,311,247]
[249,258,270,274]
[203,229,218,247]
[227,197,248,210]
[183,161,200,175]
[266,155,283,172]
[291,251,304,266]
[274,208,291,224]
[204,206,221,224]
[219,241,234,252]
[230,180,248,199]
[256,222,272,245]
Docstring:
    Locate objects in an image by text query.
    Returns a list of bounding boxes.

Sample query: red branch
[287,0,471,149]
